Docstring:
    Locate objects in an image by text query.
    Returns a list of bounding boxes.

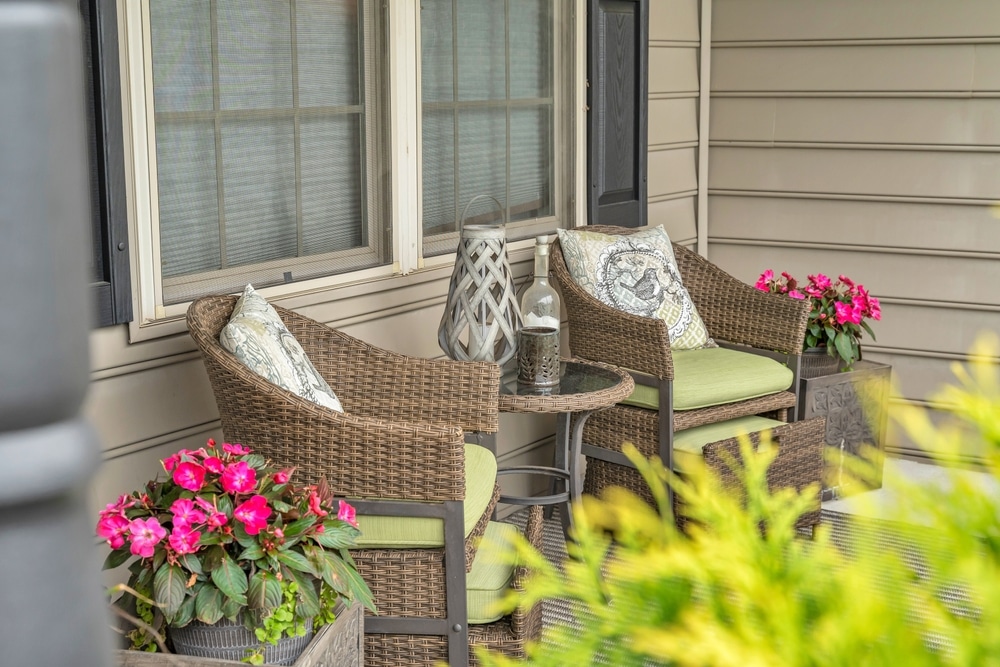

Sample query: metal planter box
[798,360,892,501]
[116,601,364,667]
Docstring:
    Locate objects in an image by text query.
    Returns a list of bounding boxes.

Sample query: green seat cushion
[353,444,497,549]
[467,521,520,624]
[622,347,794,412]
[673,416,785,473]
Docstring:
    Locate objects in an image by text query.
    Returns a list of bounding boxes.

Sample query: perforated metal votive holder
[517,327,560,387]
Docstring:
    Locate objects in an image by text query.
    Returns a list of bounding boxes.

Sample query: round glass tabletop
[497,360,634,414]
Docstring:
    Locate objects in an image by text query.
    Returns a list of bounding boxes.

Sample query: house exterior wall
[706,0,1000,463]
[648,0,702,247]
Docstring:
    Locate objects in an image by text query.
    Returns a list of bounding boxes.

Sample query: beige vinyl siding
[708,0,1000,463]
[648,0,701,247]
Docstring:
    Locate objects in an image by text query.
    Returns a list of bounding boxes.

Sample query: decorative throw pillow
[556,226,716,350]
[220,285,344,412]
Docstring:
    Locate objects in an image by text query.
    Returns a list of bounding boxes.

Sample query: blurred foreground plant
[479,334,1000,666]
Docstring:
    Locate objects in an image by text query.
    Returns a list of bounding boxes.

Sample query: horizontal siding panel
[649,147,697,197]
[649,196,697,242]
[708,196,1000,253]
[866,351,965,405]
[885,404,987,462]
[973,45,1000,91]
[649,98,698,146]
[650,0,699,43]
[706,243,1000,306]
[713,98,1000,146]
[709,146,1000,200]
[649,47,699,94]
[711,45,977,93]
[710,98,776,142]
[84,358,218,452]
[89,324,196,375]
[339,303,451,360]
[873,303,1000,358]
[712,0,1000,43]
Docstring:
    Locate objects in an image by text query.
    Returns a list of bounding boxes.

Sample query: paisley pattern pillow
[556,226,715,350]
[220,285,344,412]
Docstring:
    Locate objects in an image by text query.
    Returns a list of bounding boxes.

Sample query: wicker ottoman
[584,416,826,532]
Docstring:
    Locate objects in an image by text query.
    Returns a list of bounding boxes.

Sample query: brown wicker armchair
[186,295,520,667]
[551,226,822,527]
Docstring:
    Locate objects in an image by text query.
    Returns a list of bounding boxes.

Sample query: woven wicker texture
[585,418,824,531]
[362,506,546,667]
[187,295,508,665]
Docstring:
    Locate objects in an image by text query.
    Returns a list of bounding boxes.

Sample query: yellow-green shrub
[479,334,1000,667]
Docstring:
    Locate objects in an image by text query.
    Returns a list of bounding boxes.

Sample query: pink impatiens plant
[97,439,374,653]
[755,271,881,370]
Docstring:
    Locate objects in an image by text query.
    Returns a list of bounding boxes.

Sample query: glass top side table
[483,359,634,539]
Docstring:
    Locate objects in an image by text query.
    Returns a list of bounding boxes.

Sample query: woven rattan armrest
[551,238,673,379]
[273,304,501,434]
[673,245,810,356]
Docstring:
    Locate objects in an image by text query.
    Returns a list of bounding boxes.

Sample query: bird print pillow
[556,226,715,350]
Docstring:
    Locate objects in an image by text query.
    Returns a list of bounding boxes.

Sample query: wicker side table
[475,359,633,540]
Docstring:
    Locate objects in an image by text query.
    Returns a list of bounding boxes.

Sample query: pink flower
[804,285,825,298]
[833,301,854,324]
[162,454,180,473]
[808,273,832,291]
[170,498,207,529]
[221,461,257,494]
[173,461,207,492]
[206,511,228,531]
[100,494,135,518]
[234,495,272,535]
[206,438,217,449]
[97,514,131,550]
[337,500,358,528]
[203,456,225,474]
[754,269,774,291]
[838,274,855,288]
[868,296,882,321]
[307,490,329,518]
[168,526,202,555]
[222,443,251,456]
[128,518,166,558]
[788,290,806,300]
[273,470,291,485]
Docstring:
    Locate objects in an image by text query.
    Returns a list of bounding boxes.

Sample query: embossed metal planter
[798,360,892,500]
[116,601,363,667]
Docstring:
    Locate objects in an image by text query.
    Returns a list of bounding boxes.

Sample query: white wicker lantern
[438,198,521,365]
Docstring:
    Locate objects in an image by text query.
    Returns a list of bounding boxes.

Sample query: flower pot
[800,347,843,379]
[168,617,313,666]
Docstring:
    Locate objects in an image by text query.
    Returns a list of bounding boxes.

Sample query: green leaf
[326,554,376,614]
[202,545,225,573]
[271,500,294,514]
[242,454,266,470]
[195,584,225,624]
[152,547,167,572]
[834,332,854,367]
[153,563,187,620]
[248,571,283,611]
[173,590,197,628]
[823,326,837,345]
[286,569,321,620]
[283,517,318,539]
[215,494,233,516]
[210,553,248,606]
[313,523,359,549]
[276,550,317,576]
[102,547,132,571]
[178,553,203,575]
[232,523,255,549]
[808,323,821,337]
[221,595,243,621]
[239,543,265,562]
[198,532,224,546]
[860,320,876,341]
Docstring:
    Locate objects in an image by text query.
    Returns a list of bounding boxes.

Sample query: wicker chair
[551,226,822,528]
[187,295,514,667]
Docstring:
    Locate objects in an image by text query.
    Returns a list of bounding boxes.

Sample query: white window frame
[121,0,586,343]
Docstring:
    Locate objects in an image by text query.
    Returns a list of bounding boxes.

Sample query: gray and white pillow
[220,285,344,412]
[557,226,715,350]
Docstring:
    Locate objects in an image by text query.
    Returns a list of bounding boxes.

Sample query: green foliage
[479,334,1000,666]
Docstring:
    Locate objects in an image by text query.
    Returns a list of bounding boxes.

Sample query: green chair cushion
[467,521,520,624]
[672,415,785,473]
[353,444,497,549]
[622,347,794,412]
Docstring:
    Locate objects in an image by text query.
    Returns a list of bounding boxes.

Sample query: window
[121,0,579,335]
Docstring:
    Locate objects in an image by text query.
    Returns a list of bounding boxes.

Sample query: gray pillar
[0,1,112,665]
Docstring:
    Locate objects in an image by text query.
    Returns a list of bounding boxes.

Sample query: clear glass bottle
[520,236,561,333]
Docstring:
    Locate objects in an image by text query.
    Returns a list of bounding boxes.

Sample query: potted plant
[754,270,882,374]
[97,439,375,665]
